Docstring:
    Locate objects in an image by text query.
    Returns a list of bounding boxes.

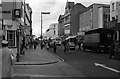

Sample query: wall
[118,1,120,23]
[79,8,92,32]
[58,15,64,36]
[79,4,110,32]
[46,23,58,38]
[71,3,86,35]
[98,7,103,28]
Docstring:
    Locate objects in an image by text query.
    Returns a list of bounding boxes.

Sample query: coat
[2,47,15,78]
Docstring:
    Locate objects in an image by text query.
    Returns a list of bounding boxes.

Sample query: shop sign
[2,11,11,13]
[13,9,21,18]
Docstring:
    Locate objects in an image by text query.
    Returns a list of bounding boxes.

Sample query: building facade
[110,0,120,21]
[58,15,64,37]
[46,23,58,38]
[0,4,3,43]
[63,2,87,36]
[1,0,32,61]
[79,4,110,34]
[109,0,120,42]
[63,2,74,36]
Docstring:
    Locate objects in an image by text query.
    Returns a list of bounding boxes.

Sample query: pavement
[15,46,60,65]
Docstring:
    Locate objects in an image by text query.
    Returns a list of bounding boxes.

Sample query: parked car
[56,40,61,46]
[65,36,77,50]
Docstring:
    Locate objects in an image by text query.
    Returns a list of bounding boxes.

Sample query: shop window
[7,30,16,47]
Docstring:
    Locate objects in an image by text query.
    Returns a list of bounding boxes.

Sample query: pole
[41,12,43,49]
[40,12,50,49]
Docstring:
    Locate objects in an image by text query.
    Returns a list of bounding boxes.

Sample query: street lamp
[41,12,50,49]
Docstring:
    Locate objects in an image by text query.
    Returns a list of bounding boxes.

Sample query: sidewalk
[14,46,86,78]
[15,46,60,65]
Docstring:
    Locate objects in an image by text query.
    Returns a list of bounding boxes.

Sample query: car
[56,40,61,46]
[65,36,77,50]
[68,42,75,50]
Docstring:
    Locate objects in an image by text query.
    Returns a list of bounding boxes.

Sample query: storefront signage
[13,9,21,18]
[2,11,11,13]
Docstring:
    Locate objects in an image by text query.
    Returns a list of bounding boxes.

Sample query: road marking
[55,55,64,62]
[95,63,120,73]
[14,74,64,77]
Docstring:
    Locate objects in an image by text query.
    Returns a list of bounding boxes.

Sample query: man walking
[62,40,67,52]
[53,41,57,53]
[2,40,15,78]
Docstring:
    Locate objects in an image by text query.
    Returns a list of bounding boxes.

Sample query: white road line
[95,63,120,73]
[55,55,64,62]
[14,74,63,77]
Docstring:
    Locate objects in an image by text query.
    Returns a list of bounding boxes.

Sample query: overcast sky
[26,0,111,37]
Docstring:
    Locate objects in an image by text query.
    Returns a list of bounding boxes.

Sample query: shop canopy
[65,35,77,40]
[51,36,61,40]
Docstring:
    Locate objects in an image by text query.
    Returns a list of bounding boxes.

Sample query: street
[48,45,120,77]
[1,0,120,79]
[13,46,86,79]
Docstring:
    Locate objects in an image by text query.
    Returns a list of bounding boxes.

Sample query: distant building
[79,3,110,34]
[46,23,58,38]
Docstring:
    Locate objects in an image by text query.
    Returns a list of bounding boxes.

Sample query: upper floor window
[116,2,119,10]
[112,3,114,11]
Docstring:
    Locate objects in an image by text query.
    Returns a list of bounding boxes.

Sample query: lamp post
[41,12,50,49]
[16,29,21,62]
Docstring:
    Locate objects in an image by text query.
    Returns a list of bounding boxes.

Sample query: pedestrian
[63,40,67,52]
[53,41,57,53]
[2,40,15,78]
[33,40,37,49]
[113,40,120,59]
[77,40,81,50]
[109,41,115,59]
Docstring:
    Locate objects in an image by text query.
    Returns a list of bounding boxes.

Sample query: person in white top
[2,40,15,78]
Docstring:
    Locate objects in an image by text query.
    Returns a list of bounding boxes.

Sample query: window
[112,17,115,21]
[7,30,16,47]
[116,2,119,10]
[116,15,118,21]
[112,3,114,11]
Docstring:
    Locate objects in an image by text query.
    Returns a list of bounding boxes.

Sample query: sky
[26,0,112,37]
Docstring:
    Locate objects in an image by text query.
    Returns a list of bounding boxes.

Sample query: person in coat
[2,40,15,78]
[53,41,57,53]
[62,40,67,52]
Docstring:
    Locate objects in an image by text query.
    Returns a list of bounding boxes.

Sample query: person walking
[109,41,116,59]
[2,40,15,78]
[53,41,57,53]
[63,40,67,52]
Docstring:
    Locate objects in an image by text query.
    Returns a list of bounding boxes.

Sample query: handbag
[9,49,15,65]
